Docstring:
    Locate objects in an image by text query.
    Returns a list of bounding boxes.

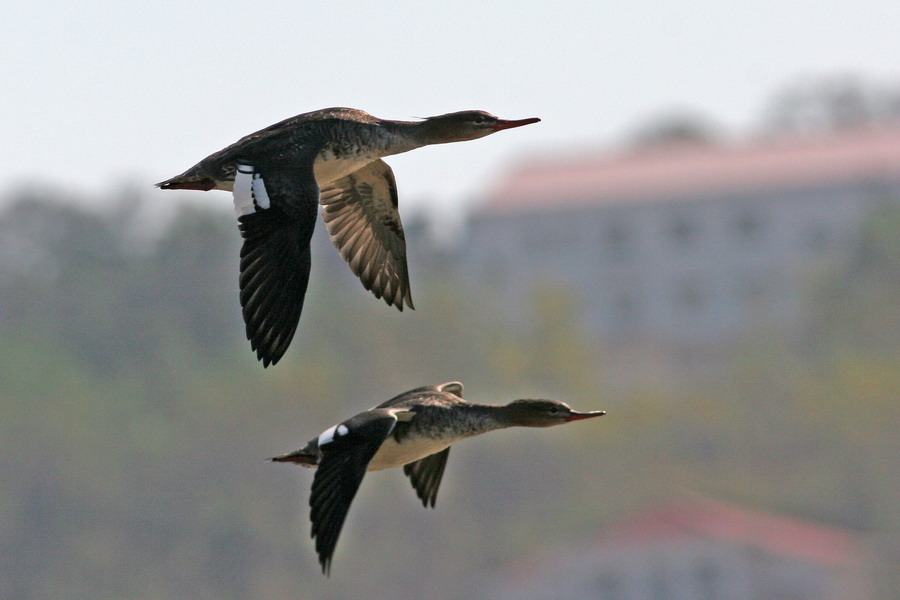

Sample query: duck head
[419,110,540,144]
[502,399,605,427]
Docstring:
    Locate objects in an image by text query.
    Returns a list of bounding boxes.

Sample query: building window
[595,574,621,600]
[734,209,762,240]
[603,222,631,259]
[694,563,719,600]
[484,259,506,288]
[738,273,768,307]
[675,279,704,313]
[803,224,832,252]
[650,566,671,600]
[668,214,696,248]
[530,221,570,254]
[612,292,638,329]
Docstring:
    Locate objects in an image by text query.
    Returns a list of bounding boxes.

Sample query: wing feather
[235,155,319,366]
[320,159,414,310]
[403,448,451,508]
[309,411,399,574]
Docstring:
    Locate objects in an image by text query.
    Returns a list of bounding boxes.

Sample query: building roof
[601,497,867,568]
[491,497,871,596]
[484,125,900,212]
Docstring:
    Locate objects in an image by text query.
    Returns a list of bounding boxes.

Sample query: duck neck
[387,118,459,147]
[317,119,423,162]
[448,403,516,436]
[366,120,430,156]
[405,402,510,441]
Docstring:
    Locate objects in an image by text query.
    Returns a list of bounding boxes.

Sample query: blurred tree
[810,203,900,352]
[763,74,900,133]
[628,110,720,147]
[1,189,897,599]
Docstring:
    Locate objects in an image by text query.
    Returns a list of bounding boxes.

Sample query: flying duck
[271,381,604,574]
[156,108,540,366]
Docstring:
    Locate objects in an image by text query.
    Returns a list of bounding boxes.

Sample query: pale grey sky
[2,0,897,211]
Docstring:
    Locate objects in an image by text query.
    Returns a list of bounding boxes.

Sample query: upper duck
[156,108,540,366]
[271,381,604,574]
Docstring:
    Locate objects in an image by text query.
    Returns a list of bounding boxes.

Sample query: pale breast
[367,436,453,472]
[313,152,379,187]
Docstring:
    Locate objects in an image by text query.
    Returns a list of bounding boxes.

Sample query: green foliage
[810,202,900,352]
[0,191,897,599]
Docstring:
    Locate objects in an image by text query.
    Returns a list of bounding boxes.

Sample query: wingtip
[316,544,334,576]
[389,295,415,312]
[254,348,275,368]
[250,339,286,368]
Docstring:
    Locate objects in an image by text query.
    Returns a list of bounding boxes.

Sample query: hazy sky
[2,0,897,212]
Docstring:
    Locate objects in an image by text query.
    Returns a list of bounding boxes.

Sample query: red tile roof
[602,497,867,567]
[484,125,900,212]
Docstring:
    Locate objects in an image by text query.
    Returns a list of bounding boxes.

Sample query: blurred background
[1,2,898,599]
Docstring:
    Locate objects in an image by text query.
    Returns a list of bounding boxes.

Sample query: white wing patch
[251,172,270,209]
[318,424,339,447]
[233,164,254,216]
[318,423,349,447]
[232,163,271,216]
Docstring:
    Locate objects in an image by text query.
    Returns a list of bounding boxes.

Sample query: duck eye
[549,406,559,414]
[473,115,486,125]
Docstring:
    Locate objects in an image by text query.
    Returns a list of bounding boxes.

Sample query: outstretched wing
[309,411,399,575]
[320,159,414,311]
[234,154,319,367]
[403,447,450,508]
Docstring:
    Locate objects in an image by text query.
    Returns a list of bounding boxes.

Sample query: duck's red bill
[493,117,541,131]
[566,410,606,421]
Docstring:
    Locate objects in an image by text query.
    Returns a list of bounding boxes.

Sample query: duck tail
[270,447,318,467]
[156,174,216,191]
[156,164,216,190]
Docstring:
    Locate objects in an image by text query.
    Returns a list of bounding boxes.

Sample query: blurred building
[487,498,878,600]
[460,125,900,346]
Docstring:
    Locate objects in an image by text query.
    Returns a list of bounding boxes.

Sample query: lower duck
[272,381,605,574]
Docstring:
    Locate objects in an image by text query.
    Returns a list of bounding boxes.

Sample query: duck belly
[313,153,378,187]
[367,436,453,472]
